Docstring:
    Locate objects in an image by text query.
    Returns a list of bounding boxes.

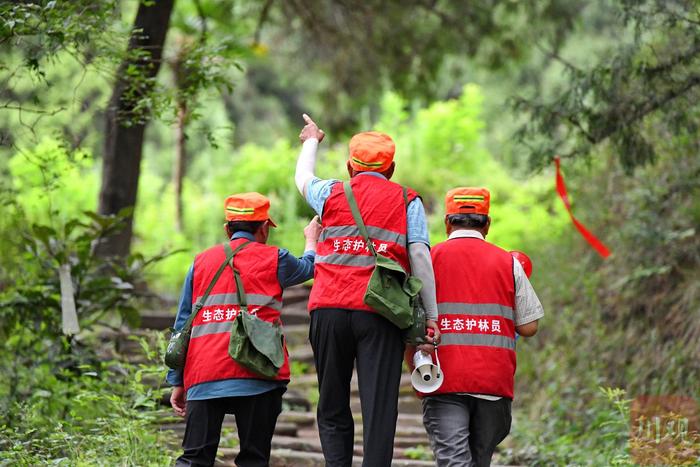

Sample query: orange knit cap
[224,192,277,227]
[348,131,395,173]
[445,187,490,216]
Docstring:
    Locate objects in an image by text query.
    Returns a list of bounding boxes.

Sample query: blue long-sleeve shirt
[166,231,315,400]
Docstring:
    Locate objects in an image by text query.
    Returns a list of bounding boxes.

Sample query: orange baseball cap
[445,187,490,216]
[348,131,395,173]
[224,192,277,227]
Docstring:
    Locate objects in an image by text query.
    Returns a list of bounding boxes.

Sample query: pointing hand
[299,113,325,143]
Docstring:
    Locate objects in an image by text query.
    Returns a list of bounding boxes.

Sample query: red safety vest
[429,236,517,399]
[308,175,419,312]
[183,239,289,391]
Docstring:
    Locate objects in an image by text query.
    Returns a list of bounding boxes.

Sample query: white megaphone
[411,348,443,393]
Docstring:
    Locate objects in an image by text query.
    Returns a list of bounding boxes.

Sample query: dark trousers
[309,308,404,467]
[422,394,512,467]
[175,388,285,467]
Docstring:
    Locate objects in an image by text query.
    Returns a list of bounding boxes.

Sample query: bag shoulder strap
[343,181,376,256]
[223,241,250,311]
[344,182,412,253]
[402,187,410,249]
[182,241,250,331]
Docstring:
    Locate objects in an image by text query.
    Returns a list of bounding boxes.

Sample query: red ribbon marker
[555,156,611,258]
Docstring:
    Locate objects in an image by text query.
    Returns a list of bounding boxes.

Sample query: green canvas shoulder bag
[343,182,423,330]
[164,241,249,370]
[225,242,285,379]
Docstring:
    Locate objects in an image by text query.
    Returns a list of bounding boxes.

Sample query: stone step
[287,344,315,365]
[393,436,432,449]
[353,424,428,439]
[278,410,316,427]
[288,368,417,391]
[216,446,436,466]
[283,324,309,346]
[283,389,313,412]
[140,311,175,330]
[288,372,318,389]
[350,395,422,415]
[162,420,299,438]
[217,447,326,466]
[280,308,310,326]
[282,285,312,305]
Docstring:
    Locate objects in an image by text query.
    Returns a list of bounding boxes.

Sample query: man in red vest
[294,115,440,466]
[167,192,321,467]
[420,187,543,467]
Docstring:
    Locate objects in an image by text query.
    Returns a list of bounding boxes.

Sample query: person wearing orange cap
[294,114,439,466]
[167,192,321,467]
[418,187,544,467]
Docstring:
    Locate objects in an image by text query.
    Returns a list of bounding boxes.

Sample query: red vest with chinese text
[183,239,289,391]
[308,175,419,312]
[429,237,517,399]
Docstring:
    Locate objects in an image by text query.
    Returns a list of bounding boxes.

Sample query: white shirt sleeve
[295,138,319,196]
[408,243,438,320]
[513,260,544,326]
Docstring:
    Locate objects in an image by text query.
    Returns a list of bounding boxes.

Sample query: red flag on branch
[555,157,611,258]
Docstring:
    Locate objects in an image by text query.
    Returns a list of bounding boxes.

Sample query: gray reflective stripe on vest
[315,253,376,267]
[195,293,282,311]
[320,225,407,246]
[441,332,516,350]
[191,321,233,338]
[437,303,514,321]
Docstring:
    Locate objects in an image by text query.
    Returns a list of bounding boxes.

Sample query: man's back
[430,233,518,399]
[293,121,439,466]
[309,174,418,312]
[432,236,515,306]
[185,238,290,391]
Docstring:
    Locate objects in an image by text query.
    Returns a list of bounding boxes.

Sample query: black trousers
[175,387,285,467]
[309,308,404,467]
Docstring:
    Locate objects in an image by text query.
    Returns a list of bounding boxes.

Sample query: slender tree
[96,0,175,258]
[170,36,193,233]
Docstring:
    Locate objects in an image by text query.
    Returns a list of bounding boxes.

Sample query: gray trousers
[422,394,512,467]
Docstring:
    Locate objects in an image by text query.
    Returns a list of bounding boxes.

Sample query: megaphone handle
[434,347,441,375]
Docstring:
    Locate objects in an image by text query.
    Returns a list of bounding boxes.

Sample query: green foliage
[271,0,582,133]
[508,141,700,464]
[7,139,97,222]
[4,84,570,294]
[514,0,700,171]
[2,3,700,464]
[0,144,178,466]
[404,444,432,461]
[372,85,570,250]
[0,1,118,79]
[507,387,633,465]
[1,142,176,334]
[0,336,174,466]
[290,360,311,376]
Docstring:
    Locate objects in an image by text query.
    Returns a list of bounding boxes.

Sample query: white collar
[355,172,387,180]
[448,229,485,241]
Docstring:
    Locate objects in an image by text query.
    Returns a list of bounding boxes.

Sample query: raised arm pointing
[295,114,326,197]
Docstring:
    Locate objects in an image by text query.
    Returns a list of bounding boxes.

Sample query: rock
[278,411,316,427]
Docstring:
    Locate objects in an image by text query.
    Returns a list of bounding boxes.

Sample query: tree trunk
[96,0,175,259]
[171,42,189,233]
[173,97,187,233]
